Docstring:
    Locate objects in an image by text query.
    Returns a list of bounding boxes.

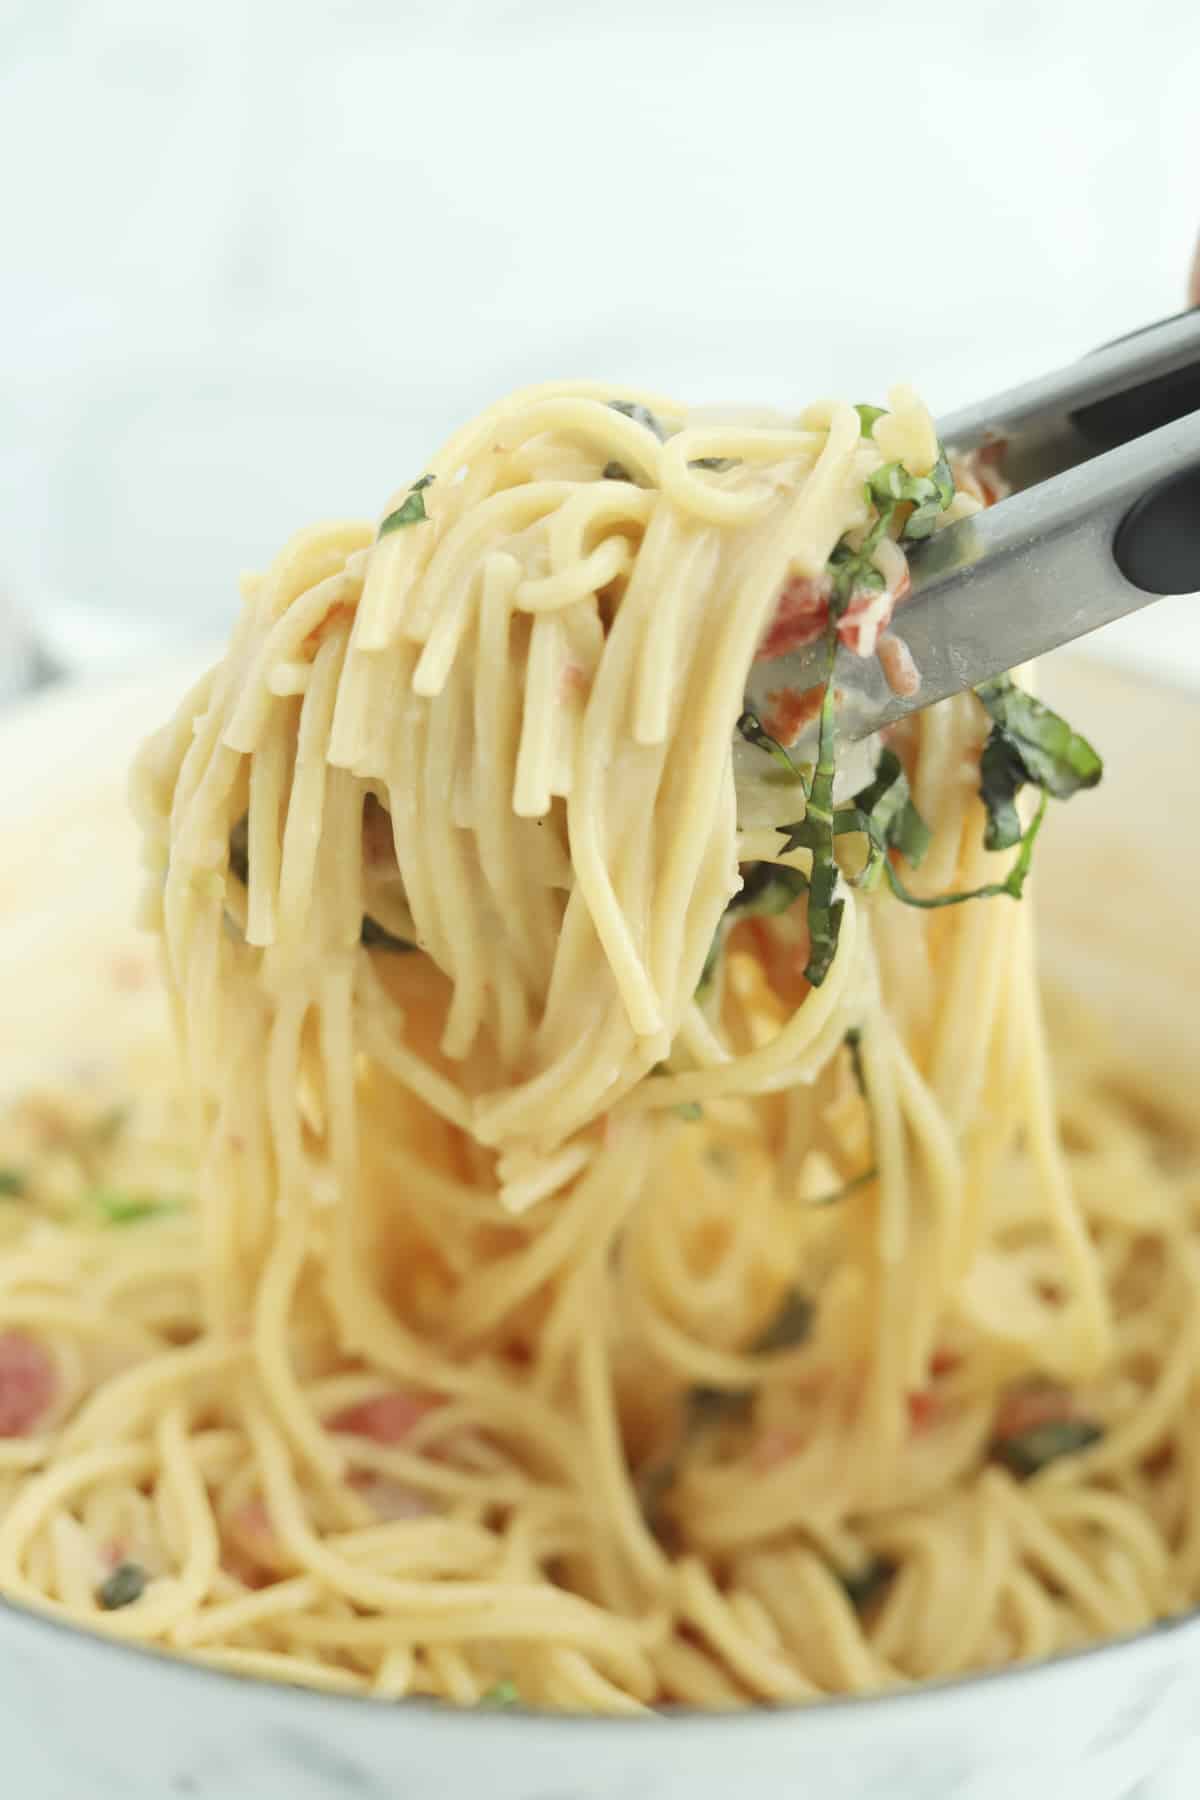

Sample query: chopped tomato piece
[750,1428,802,1472]
[326,1390,442,1445]
[0,1331,56,1436]
[352,1475,435,1520]
[226,1498,291,1575]
[763,684,835,746]
[992,1384,1074,1442]
[758,567,912,670]
[109,952,152,992]
[907,1390,938,1432]
[950,443,1008,509]
[756,576,831,661]
[906,1349,962,1431]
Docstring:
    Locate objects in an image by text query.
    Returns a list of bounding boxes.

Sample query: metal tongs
[744,309,1200,743]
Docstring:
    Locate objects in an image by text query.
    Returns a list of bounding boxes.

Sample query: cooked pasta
[0,381,1197,1711]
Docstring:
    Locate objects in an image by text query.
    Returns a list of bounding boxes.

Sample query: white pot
[0,656,1196,1800]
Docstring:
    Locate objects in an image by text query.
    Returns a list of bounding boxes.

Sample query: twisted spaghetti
[0,382,1197,1711]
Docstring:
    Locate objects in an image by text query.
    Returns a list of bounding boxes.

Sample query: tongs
[744,309,1200,743]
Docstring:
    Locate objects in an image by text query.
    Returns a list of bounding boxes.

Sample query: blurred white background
[1,0,1198,684]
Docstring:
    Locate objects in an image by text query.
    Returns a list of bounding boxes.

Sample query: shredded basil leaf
[752,1288,815,1354]
[602,401,665,483]
[0,1169,27,1199]
[97,1561,148,1610]
[839,1555,896,1613]
[975,675,1103,851]
[978,729,1028,851]
[683,1290,814,1430]
[737,710,806,782]
[228,815,249,887]
[827,441,955,605]
[844,1028,867,1098]
[827,539,887,610]
[685,1383,752,1433]
[640,1288,814,1536]
[736,494,1101,1007]
[684,1291,815,1427]
[890,796,931,867]
[865,452,956,541]
[359,915,417,954]
[733,862,812,917]
[607,399,665,440]
[854,403,886,437]
[88,1189,181,1227]
[765,632,847,987]
[844,682,1097,911]
[795,634,843,987]
[837,748,932,887]
[848,751,929,863]
[992,1418,1103,1480]
[765,633,1088,976]
[698,859,810,993]
[885,791,1048,910]
[976,675,1104,800]
[877,450,949,540]
[230,819,414,952]
[378,475,435,537]
[479,1679,520,1708]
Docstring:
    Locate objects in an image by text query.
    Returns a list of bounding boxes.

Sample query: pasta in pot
[0,381,1196,1712]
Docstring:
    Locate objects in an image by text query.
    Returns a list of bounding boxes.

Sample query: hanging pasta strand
[1,377,1188,1717]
